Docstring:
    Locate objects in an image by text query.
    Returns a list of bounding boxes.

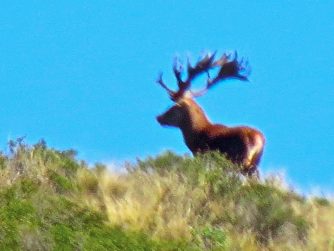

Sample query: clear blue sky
[0,1,333,192]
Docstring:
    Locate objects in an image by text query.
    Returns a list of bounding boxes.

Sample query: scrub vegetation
[0,139,333,250]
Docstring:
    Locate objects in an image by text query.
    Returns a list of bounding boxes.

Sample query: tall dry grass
[77,152,334,250]
[0,140,333,250]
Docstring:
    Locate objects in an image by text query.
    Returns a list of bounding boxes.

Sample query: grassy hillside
[0,139,333,250]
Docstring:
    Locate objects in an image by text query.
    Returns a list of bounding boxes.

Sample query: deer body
[156,51,265,175]
[157,96,265,175]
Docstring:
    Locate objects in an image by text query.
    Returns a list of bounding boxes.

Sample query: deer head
[156,51,250,128]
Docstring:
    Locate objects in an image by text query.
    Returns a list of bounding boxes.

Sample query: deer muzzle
[156,115,164,125]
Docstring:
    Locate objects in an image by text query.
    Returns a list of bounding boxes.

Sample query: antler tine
[209,52,250,85]
[187,52,216,82]
[213,53,229,67]
[173,57,184,88]
[156,72,174,96]
[241,58,251,74]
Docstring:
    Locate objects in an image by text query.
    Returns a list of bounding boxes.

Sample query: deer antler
[157,51,250,101]
[192,52,250,97]
[156,72,174,96]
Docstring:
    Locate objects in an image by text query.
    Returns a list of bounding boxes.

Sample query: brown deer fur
[157,96,265,176]
[156,52,265,176]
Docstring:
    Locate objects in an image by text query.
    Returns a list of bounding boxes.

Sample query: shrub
[0,141,333,250]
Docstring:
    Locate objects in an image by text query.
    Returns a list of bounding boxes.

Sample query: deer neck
[179,99,211,148]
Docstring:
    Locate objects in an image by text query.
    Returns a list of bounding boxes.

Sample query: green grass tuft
[0,140,333,250]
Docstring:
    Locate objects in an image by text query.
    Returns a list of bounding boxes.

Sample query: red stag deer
[156,52,265,176]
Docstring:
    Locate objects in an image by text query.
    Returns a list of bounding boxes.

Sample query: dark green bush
[235,183,309,243]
